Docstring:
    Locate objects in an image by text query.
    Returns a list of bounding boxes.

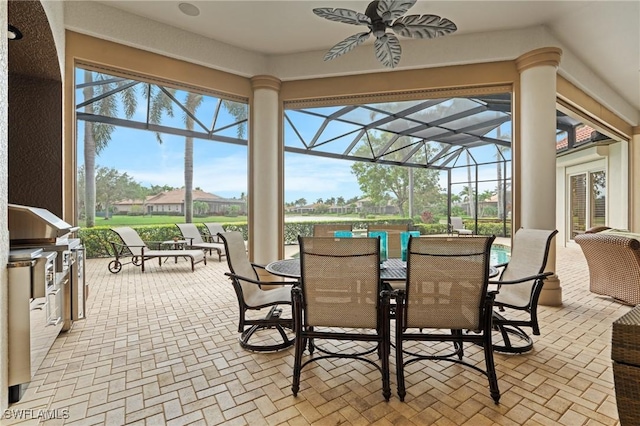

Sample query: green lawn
[80,215,247,227]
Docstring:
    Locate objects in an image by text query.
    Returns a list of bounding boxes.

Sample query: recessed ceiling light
[8,25,22,40]
[178,2,200,17]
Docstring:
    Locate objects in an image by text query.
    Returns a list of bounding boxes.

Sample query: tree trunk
[83,70,96,227]
[184,137,193,223]
[466,152,475,219]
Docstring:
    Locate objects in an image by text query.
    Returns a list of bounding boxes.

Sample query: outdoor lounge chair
[176,223,226,261]
[450,217,473,235]
[108,226,206,273]
[203,223,247,252]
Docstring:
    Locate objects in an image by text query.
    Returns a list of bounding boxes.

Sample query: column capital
[516,47,563,73]
[251,75,281,91]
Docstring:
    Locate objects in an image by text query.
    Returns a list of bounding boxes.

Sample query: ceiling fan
[313,0,457,68]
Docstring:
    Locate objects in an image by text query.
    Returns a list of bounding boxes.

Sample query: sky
[77,122,365,204]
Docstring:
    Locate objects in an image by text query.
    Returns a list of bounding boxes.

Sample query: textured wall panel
[8,74,63,217]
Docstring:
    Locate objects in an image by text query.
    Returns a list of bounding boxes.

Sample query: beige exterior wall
[0,0,9,411]
[556,143,628,245]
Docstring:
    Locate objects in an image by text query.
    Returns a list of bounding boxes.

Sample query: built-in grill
[8,203,87,328]
[7,204,88,403]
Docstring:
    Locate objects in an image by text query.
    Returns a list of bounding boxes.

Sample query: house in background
[113,189,246,216]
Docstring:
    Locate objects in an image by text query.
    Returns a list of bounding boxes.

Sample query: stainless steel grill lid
[8,203,78,242]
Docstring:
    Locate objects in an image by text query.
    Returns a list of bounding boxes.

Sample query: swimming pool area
[491,244,511,265]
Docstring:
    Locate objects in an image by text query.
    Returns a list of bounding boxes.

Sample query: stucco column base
[538,274,562,306]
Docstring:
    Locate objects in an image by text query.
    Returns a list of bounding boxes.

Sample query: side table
[161,240,188,263]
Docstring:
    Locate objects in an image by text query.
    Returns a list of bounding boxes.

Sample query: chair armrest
[493,261,509,269]
[224,271,298,286]
[489,271,553,286]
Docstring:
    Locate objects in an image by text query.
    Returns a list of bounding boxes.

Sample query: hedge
[80,219,511,258]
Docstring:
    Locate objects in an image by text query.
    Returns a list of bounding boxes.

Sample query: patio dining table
[266,258,498,284]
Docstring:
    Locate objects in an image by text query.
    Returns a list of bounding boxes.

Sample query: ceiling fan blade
[392,14,457,39]
[374,33,402,68]
[324,32,371,61]
[377,0,417,23]
[313,8,371,26]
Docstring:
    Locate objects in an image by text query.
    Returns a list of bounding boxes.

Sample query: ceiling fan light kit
[313,0,457,68]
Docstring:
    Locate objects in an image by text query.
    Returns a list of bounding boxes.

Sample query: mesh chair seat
[395,235,499,403]
[292,236,391,401]
[491,228,558,353]
[219,231,295,352]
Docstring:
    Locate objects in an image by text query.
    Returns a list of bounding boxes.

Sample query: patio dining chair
[490,228,558,353]
[292,236,391,401]
[367,223,410,258]
[176,223,225,261]
[218,231,295,352]
[395,235,499,403]
[312,223,352,237]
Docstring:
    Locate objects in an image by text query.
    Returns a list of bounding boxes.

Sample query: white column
[631,128,640,232]
[516,47,563,306]
[249,76,282,266]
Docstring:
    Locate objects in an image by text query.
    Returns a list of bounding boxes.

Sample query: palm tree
[81,73,175,227]
[183,92,204,223]
[83,71,138,227]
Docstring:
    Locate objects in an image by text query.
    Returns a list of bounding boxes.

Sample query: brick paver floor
[5,241,630,425]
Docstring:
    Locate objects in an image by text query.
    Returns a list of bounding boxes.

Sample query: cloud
[284,154,361,201]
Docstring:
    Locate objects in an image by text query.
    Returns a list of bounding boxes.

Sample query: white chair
[109,226,206,273]
[450,217,473,235]
[176,223,226,261]
[491,228,558,353]
[218,231,295,352]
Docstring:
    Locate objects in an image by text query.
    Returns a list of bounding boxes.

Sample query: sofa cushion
[600,228,640,241]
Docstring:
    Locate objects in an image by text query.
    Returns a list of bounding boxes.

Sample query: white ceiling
[95,1,639,112]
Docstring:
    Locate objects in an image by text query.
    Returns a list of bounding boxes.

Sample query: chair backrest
[203,223,225,242]
[450,217,465,230]
[218,231,260,298]
[312,224,352,237]
[176,223,205,244]
[495,228,558,307]
[405,235,495,330]
[298,236,380,329]
[112,226,148,256]
[367,224,410,258]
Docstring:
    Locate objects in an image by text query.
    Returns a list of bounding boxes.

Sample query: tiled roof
[146,189,223,204]
[556,124,595,150]
[115,189,228,206]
